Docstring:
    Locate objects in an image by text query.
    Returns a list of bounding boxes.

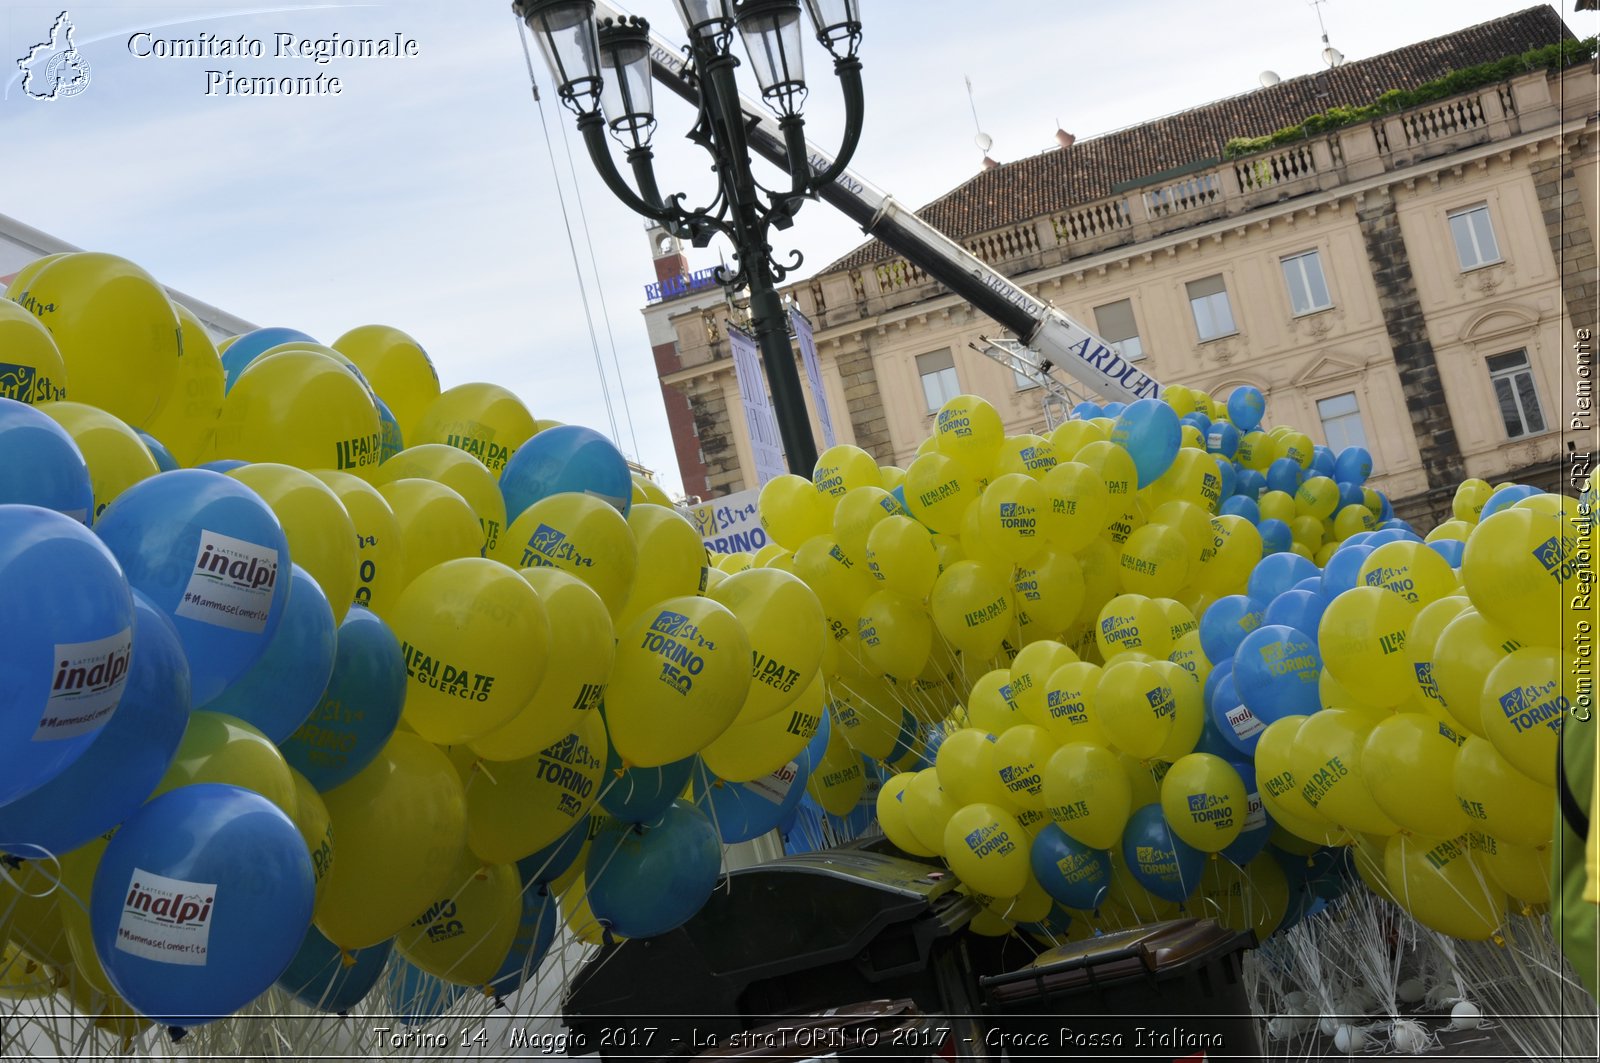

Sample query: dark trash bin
[980,918,1261,1062]
[563,843,993,1059]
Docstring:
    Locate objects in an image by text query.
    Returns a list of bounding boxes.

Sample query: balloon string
[0,844,62,899]
[472,759,499,786]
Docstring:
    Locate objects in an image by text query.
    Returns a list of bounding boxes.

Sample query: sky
[2,0,1593,500]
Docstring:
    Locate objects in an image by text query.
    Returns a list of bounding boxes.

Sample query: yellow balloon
[831,486,903,571]
[36,401,158,521]
[1037,661,1109,747]
[157,711,298,816]
[1049,418,1108,459]
[1096,593,1172,662]
[1039,462,1111,553]
[1405,595,1471,714]
[791,534,876,618]
[699,674,825,782]
[943,803,1029,897]
[993,434,1057,479]
[604,596,753,767]
[1,860,73,973]
[331,325,441,440]
[1254,716,1346,845]
[1191,515,1261,597]
[1453,736,1555,848]
[375,443,507,557]
[315,731,467,949]
[16,252,179,429]
[856,589,932,680]
[4,253,72,300]
[1480,647,1566,786]
[829,676,906,759]
[1042,742,1131,849]
[966,668,1024,734]
[1158,753,1246,852]
[228,463,357,625]
[1452,479,1493,524]
[877,772,936,856]
[808,736,867,817]
[1384,833,1505,940]
[56,836,111,995]
[214,350,382,477]
[1472,832,1551,905]
[470,569,613,762]
[929,560,1014,658]
[959,495,1014,572]
[1008,640,1078,727]
[0,298,67,404]
[1152,659,1204,761]
[287,768,336,911]
[901,767,959,854]
[1333,505,1377,540]
[377,477,483,594]
[709,568,825,722]
[1317,586,1419,708]
[1432,608,1522,737]
[411,382,536,478]
[494,492,637,621]
[988,724,1056,811]
[1012,545,1086,640]
[1117,522,1190,598]
[396,853,521,988]
[979,473,1049,564]
[812,444,881,500]
[1290,709,1398,835]
[466,712,607,863]
[1361,712,1469,837]
[390,557,552,745]
[1358,541,1455,607]
[1462,507,1583,649]
[935,728,1006,807]
[311,470,406,618]
[903,450,979,534]
[1196,853,1289,939]
[758,474,832,550]
[864,514,939,600]
[933,394,1004,472]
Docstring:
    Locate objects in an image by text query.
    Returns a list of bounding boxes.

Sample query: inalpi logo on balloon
[17,11,92,101]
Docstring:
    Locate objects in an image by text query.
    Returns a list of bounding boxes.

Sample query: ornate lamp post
[514,0,864,475]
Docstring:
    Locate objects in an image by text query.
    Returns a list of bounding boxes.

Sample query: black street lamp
[514,0,864,477]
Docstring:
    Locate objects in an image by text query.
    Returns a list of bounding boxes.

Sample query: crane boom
[590,1,1165,405]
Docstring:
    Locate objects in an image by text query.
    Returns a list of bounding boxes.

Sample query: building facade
[647,7,1598,522]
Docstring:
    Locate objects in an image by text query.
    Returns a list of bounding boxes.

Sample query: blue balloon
[695,761,809,844]
[375,396,404,463]
[204,563,336,743]
[1206,673,1263,758]
[1378,518,1421,537]
[276,924,392,1013]
[1206,421,1241,459]
[1263,590,1328,640]
[586,800,721,939]
[1226,386,1265,431]
[1031,824,1112,909]
[1193,712,1238,760]
[137,430,180,473]
[0,590,188,856]
[220,327,316,391]
[1265,458,1304,495]
[1198,595,1264,663]
[1427,538,1465,567]
[1333,447,1372,485]
[1218,761,1273,866]
[517,819,589,886]
[1364,527,1418,548]
[1122,804,1205,904]
[1291,576,1323,597]
[1180,412,1211,437]
[0,505,136,806]
[1247,552,1319,603]
[194,459,248,474]
[1101,402,1127,418]
[486,887,558,1000]
[1219,495,1259,524]
[1019,902,1075,941]
[1202,657,1234,709]
[1072,402,1103,420]
[890,484,908,513]
[1232,624,1322,725]
[1213,456,1237,501]
[1257,518,1292,555]
[1322,543,1374,598]
[279,605,406,792]
[798,707,832,774]
[390,959,465,1027]
[1234,467,1267,500]
[499,424,631,524]
[93,470,290,708]
[1376,491,1395,521]
[0,397,93,522]
[1337,481,1367,512]
[1309,446,1336,479]
[1110,398,1181,488]
[600,740,697,826]
[90,783,314,1025]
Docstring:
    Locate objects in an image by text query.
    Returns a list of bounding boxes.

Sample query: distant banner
[790,307,836,449]
[682,486,768,556]
[728,325,786,487]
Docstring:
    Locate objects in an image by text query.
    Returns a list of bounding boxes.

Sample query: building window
[1094,299,1145,361]
[1281,250,1332,315]
[1486,350,1546,438]
[917,348,960,412]
[1186,275,1237,342]
[1448,204,1501,271]
[1317,392,1369,456]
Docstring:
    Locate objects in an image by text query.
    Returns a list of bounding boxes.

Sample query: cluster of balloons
[1,251,829,1038]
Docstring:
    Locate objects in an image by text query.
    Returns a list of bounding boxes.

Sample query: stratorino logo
[17,11,92,101]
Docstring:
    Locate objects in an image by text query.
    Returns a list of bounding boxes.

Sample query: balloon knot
[0,854,22,870]
[474,866,489,881]
[339,950,357,969]
[167,1026,189,1044]
[1492,933,1507,948]
[615,766,629,778]
[713,779,725,789]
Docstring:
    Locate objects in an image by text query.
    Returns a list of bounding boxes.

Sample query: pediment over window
[1290,353,1365,388]
[1459,305,1539,346]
